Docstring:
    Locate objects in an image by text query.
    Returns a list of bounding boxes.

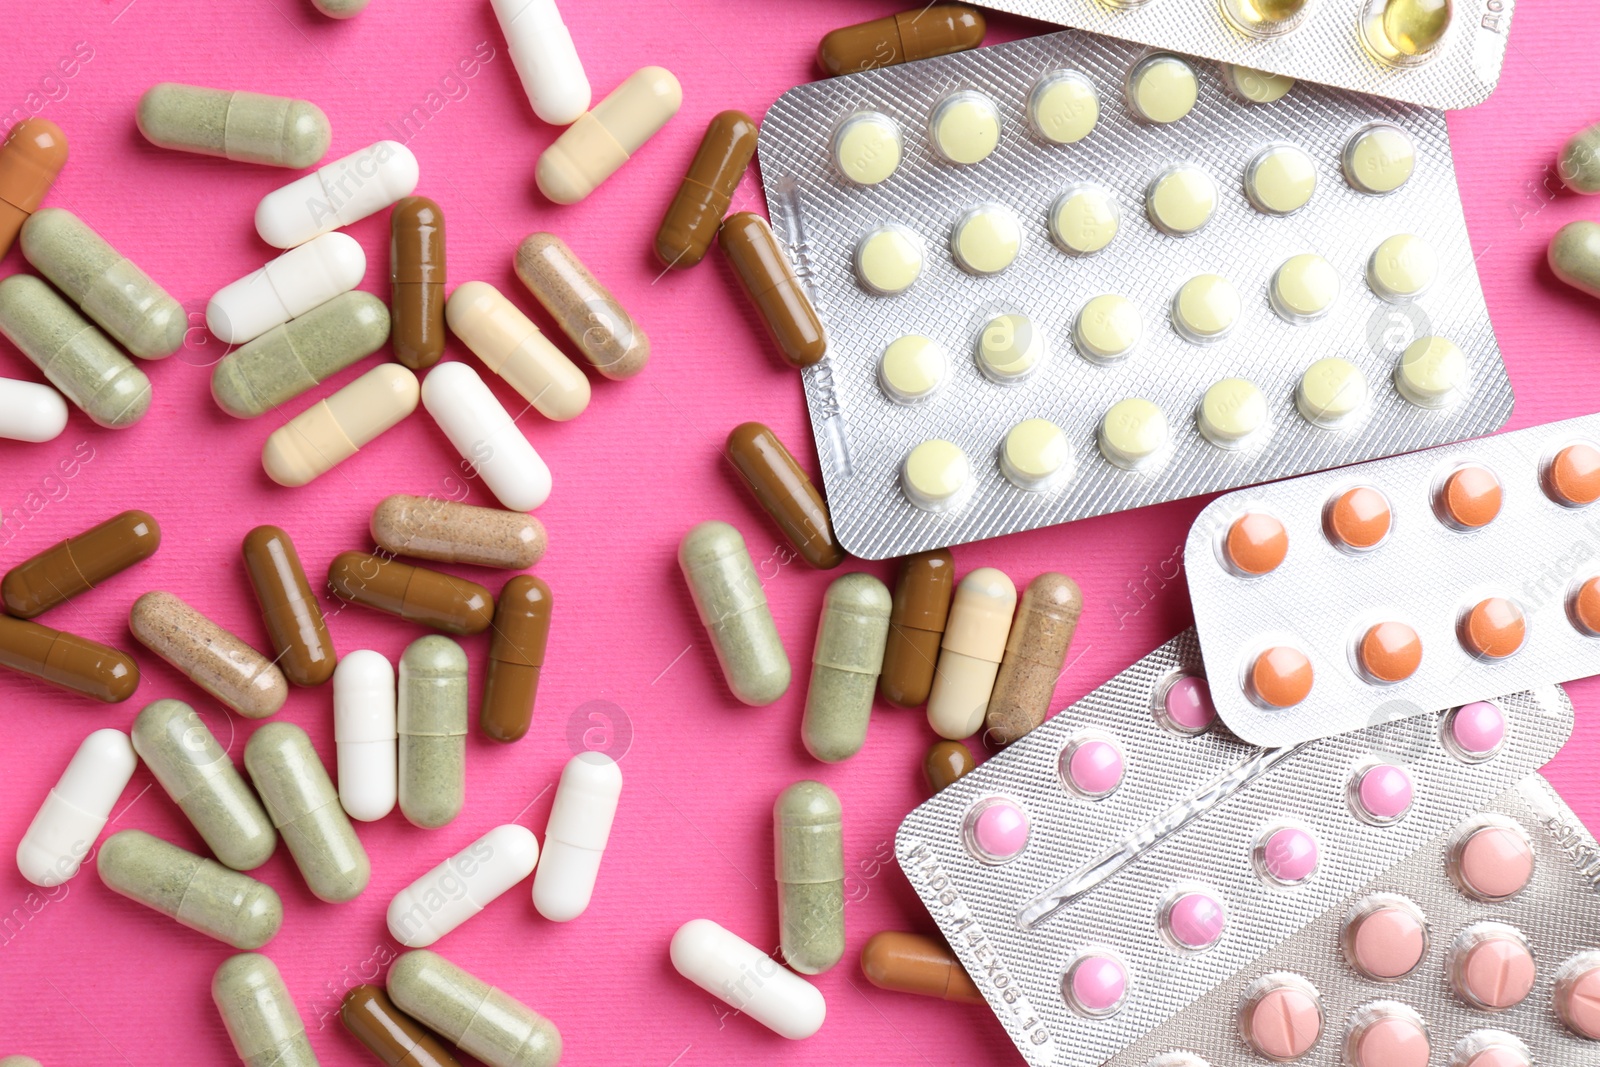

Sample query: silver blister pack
[759,27,1511,562]
[1186,411,1600,749]
[971,0,1513,111]
[893,632,1574,1067]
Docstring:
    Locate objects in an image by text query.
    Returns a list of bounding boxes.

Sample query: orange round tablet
[1358,621,1422,683]
[1249,646,1314,708]
[1226,513,1289,576]
[1326,487,1391,551]
[1570,577,1600,636]
[1438,466,1502,529]
[1459,597,1526,659]
[1548,443,1600,507]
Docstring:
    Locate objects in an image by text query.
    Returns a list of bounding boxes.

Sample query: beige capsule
[927,568,1016,740]
[262,364,419,487]
[445,281,590,421]
[514,233,649,380]
[129,591,288,718]
[370,494,546,570]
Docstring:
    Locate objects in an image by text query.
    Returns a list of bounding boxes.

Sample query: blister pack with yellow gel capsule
[758,26,1509,559]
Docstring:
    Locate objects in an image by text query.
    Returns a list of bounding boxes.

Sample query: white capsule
[387,824,540,947]
[17,728,137,887]
[254,140,420,249]
[533,752,621,922]
[334,650,397,822]
[670,918,826,1039]
[207,232,367,344]
[421,361,552,511]
[445,281,590,422]
[0,376,68,442]
[491,0,591,126]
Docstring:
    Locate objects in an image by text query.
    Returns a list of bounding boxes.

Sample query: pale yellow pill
[976,313,1044,383]
[1367,233,1437,302]
[1271,254,1340,322]
[1049,184,1120,255]
[1245,143,1317,215]
[1029,71,1099,144]
[1001,419,1071,490]
[833,112,902,186]
[1127,55,1198,124]
[263,364,420,487]
[855,224,924,296]
[1297,356,1369,427]
[879,335,947,404]
[1098,398,1168,469]
[929,91,1001,165]
[1343,123,1415,195]
[1172,274,1240,342]
[1073,294,1141,362]
[1219,63,1296,103]
[1394,335,1466,408]
[902,439,971,510]
[1147,165,1217,237]
[951,204,1022,275]
[1198,377,1268,446]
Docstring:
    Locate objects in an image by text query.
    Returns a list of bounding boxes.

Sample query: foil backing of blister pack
[1187,412,1600,749]
[893,632,1573,1067]
[759,28,1511,562]
[972,0,1513,111]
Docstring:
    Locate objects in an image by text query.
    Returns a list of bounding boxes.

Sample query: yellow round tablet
[855,224,924,296]
[1074,293,1142,362]
[1001,419,1071,490]
[1297,356,1369,426]
[1050,184,1120,255]
[902,439,970,510]
[833,112,903,186]
[1220,63,1297,103]
[1245,143,1317,215]
[879,335,947,404]
[1271,253,1340,321]
[1172,273,1241,342]
[1128,54,1198,124]
[951,203,1023,275]
[1394,335,1467,408]
[1198,377,1269,446]
[930,91,1001,165]
[1099,398,1169,469]
[976,313,1045,383]
[1368,233,1437,302]
[1147,165,1217,237]
[1343,123,1415,195]
[1029,70,1099,144]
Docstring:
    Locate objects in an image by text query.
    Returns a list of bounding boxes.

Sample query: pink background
[1,1,1598,1063]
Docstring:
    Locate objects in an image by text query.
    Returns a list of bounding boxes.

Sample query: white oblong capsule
[334,649,396,822]
[254,141,420,249]
[262,363,420,487]
[387,824,540,947]
[17,728,137,887]
[445,281,590,422]
[670,918,826,1039]
[420,361,552,511]
[532,752,621,921]
[207,232,367,344]
[0,376,68,442]
[491,0,591,126]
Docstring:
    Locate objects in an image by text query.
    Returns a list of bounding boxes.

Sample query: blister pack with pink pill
[893,631,1580,1067]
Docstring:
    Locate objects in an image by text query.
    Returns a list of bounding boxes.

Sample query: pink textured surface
[1,0,1598,1064]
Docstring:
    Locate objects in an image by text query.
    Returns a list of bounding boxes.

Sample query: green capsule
[387,949,561,1067]
[0,274,150,429]
[398,635,467,829]
[678,520,790,706]
[802,573,891,762]
[244,721,370,902]
[97,830,282,949]
[211,290,389,418]
[212,953,318,1067]
[1562,122,1600,195]
[137,84,331,169]
[1550,220,1600,301]
[774,780,845,975]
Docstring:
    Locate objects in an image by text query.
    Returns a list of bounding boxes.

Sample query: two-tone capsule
[212,954,317,1067]
[421,362,552,512]
[879,549,955,708]
[515,232,649,379]
[656,110,758,269]
[263,363,420,486]
[387,950,562,1067]
[719,213,827,368]
[1,509,160,618]
[0,613,140,702]
[333,650,397,822]
[207,232,366,345]
[387,824,539,947]
[0,274,151,429]
[536,67,682,204]
[211,290,391,418]
[927,568,1016,739]
[775,781,846,975]
[398,635,468,829]
[533,752,621,921]
[244,722,370,902]
[255,140,419,248]
[679,520,791,706]
[802,574,891,763]
[0,118,68,260]
[341,984,463,1067]
[241,526,336,686]
[97,830,282,949]
[480,575,551,743]
[444,280,590,420]
[726,422,842,569]
[17,728,136,886]
[130,591,288,718]
[327,551,495,636]
[392,196,446,370]
[371,494,547,570]
[136,84,331,169]
[985,573,1084,744]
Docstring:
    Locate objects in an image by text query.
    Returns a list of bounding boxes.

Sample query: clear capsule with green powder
[0,274,150,429]
[19,208,185,359]
[96,829,282,949]
[802,573,891,762]
[131,699,277,871]
[398,635,467,829]
[212,953,318,1067]
[211,290,390,418]
[774,780,846,975]
[387,949,561,1067]
[1561,122,1600,195]
[137,83,331,169]
[678,520,791,706]
[1550,220,1600,302]
[243,721,370,902]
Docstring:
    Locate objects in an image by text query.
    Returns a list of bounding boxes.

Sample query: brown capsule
[326,551,494,636]
[860,931,983,1003]
[1,509,160,618]
[817,5,986,77]
[480,575,551,743]
[922,739,974,793]
[655,110,758,270]
[341,983,462,1067]
[390,197,446,371]
[718,212,827,369]
[726,421,843,570]
[878,549,955,708]
[514,232,649,381]
[0,118,68,260]
[985,573,1084,745]
[0,613,139,702]
[370,494,546,570]
[241,526,336,687]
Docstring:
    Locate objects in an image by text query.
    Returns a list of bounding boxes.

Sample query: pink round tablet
[1455,936,1536,1010]
[1464,1049,1530,1067]
[1555,961,1600,1038]
[1068,954,1126,1015]
[1450,701,1506,757]
[1242,984,1322,1060]
[1352,1017,1429,1067]
[1455,826,1534,900]
[1259,827,1319,884]
[970,800,1029,861]
[1068,739,1125,796]
[1163,674,1216,733]
[1346,905,1427,980]
[1355,764,1414,823]
[1166,892,1225,950]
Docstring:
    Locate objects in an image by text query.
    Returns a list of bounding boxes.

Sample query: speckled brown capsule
[391,196,446,371]
[370,495,546,571]
[242,525,335,687]
[985,573,1083,745]
[1,509,160,618]
[341,983,462,1067]
[817,4,985,76]
[480,575,551,743]
[726,421,842,570]
[879,549,955,709]
[0,613,139,702]
[129,591,288,718]
[922,740,974,793]
[514,232,649,380]
[326,551,494,636]
[718,212,826,369]
[655,110,757,270]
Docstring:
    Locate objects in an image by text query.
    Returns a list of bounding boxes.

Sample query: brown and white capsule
[129,591,288,718]
[984,573,1083,744]
[514,232,649,380]
[370,494,547,570]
